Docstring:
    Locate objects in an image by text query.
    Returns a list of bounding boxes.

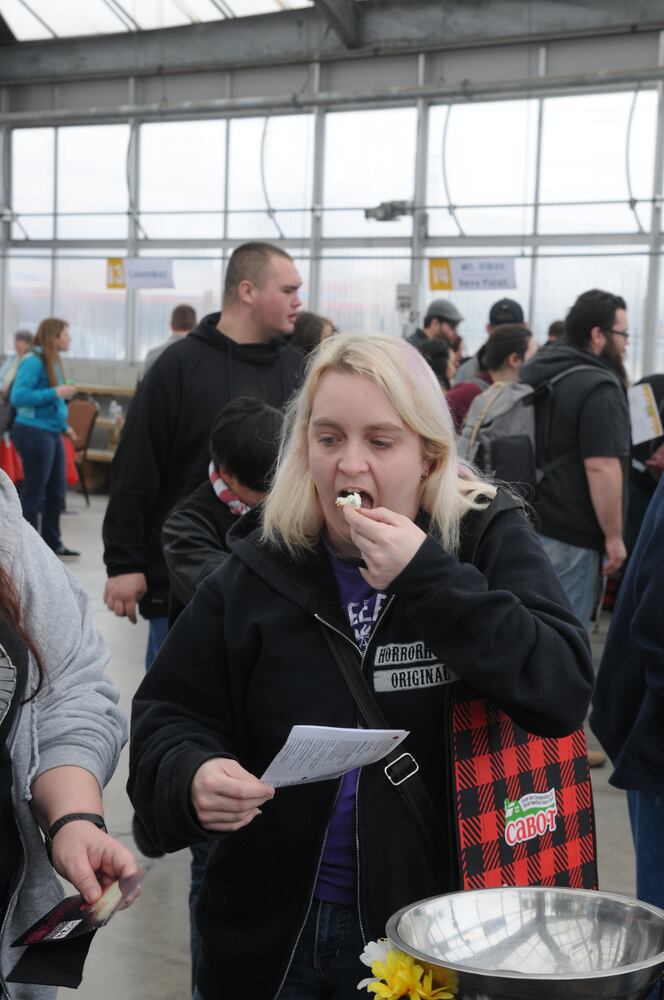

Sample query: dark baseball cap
[424,298,464,326]
[489,298,524,326]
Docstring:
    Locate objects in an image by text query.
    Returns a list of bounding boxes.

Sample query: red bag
[62,434,79,487]
[0,437,24,483]
[452,686,597,890]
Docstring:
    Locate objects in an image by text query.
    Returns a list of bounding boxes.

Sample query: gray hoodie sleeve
[18,519,127,790]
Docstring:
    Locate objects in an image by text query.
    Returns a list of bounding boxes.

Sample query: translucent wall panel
[427,101,538,237]
[539,91,657,234]
[139,121,225,238]
[11,129,54,239]
[13,0,122,37]
[289,255,311,312]
[135,253,223,360]
[323,108,417,237]
[5,253,52,350]
[319,251,411,336]
[0,0,52,40]
[1,0,313,39]
[533,248,648,377]
[225,0,312,14]
[57,125,130,239]
[227,115,314,239]
[53,252,126,360]
[417,250,533,356]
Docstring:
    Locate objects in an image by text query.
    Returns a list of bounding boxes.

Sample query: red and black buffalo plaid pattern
[451,686,598,891]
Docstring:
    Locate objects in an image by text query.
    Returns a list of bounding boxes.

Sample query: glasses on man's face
[606,328,629,340]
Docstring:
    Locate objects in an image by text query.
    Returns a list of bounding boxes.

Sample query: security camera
[364,200,414,222]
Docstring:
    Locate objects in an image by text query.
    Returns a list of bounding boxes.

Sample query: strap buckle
[384,752,419,787]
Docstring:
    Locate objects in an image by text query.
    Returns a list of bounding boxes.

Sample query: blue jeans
[279,900,364,999]
[11,423,65,551]
[627,789,664,908]
[193,901,364,1000]
[538,534,600,634]
[628,790,664,1000]
[145,615,169,670]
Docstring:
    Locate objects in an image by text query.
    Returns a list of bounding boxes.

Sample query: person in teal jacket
[10,318,78,558]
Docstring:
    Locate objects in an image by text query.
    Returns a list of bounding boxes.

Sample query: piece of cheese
[335,491,361,509]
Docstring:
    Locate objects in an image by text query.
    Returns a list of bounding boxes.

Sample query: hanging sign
[106,258,174,290]
[125,258,174,289]
[106,258,126,289]
[429,257,516,292]
[429,258,453,291]
[628,382,664,446]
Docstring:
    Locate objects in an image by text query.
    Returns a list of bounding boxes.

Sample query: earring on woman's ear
[420,470,428,481]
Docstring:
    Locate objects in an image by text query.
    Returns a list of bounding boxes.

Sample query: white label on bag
[504,788,558,846]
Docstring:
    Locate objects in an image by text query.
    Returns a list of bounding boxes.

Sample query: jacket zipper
[270,779,343,1000]
[315,596,396,950]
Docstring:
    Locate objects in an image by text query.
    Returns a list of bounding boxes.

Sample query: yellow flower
[359,945,457,999]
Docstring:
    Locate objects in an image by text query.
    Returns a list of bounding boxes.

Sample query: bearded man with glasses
[520,289,631,652]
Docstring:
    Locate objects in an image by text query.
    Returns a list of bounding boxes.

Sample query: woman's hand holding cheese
[343,504,427,590]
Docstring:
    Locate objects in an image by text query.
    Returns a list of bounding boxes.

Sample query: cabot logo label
[504,788,557,846]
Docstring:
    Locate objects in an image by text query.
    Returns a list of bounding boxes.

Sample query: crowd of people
[0,239,661,1000]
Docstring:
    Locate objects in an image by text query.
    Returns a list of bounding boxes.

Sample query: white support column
[528,45,547,333]
[641,31,664,375]
[308,62,325,313]
[0,120,9,349]
[410,53,430,333]
[125,79,140,363]
[50,123,58,315]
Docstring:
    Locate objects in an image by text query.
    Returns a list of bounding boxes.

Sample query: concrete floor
[52,489,635,999]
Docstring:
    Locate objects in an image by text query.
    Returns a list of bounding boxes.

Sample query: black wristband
[44,812,107,862]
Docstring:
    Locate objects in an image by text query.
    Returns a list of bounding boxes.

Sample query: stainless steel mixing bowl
[386,886,664,1000]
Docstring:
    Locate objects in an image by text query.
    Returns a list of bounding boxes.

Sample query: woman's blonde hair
[35,317,68,387]
[262,333,496,556]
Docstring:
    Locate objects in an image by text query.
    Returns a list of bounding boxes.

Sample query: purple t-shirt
[314,549,386,904]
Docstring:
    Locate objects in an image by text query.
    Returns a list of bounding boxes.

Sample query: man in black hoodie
[520,289,630,635]
[102,242,304,666]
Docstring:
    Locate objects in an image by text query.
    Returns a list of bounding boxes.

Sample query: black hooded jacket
[520,343,630,551]
[590,474,664,796]
[102,314,304,617]
[128,494,593,999]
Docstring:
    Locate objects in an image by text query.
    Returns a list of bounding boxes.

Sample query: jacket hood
[224,490,522,614]
[190,312,294,369]
[225,507,329,613]
[520,342,621,389]
[0,469,24,567]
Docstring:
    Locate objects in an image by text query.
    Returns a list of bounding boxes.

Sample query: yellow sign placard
[107,258,126,289]
[429,258,452,291]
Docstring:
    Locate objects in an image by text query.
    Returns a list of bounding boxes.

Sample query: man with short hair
[407,298,464,357]
[453,297,525,385]
[520,288,631,634]
[0,329,34,389]
[141,303,197,375]
[547,319,565,344]
[102,241,304,665]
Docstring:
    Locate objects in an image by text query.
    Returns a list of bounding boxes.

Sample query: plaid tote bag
[451,683,598,890]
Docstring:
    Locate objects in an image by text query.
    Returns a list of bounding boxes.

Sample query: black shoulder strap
[318,496,516,882]
[459,491,522,565]
[318,625,447,880]
[533,363,620,474]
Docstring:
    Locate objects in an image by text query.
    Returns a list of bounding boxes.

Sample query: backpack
[0,383,16,436]
[457,365,618,494]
